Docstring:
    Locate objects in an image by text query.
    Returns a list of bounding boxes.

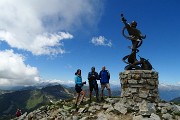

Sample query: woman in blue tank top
[74,69,86,106]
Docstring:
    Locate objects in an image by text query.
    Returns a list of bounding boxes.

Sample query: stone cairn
[119,70,161,117]
[120,70,159,103]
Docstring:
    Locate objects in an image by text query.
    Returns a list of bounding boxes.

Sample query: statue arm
[121,14,130,28]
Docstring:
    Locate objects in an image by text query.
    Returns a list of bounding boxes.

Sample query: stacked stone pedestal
[120,70,159,104]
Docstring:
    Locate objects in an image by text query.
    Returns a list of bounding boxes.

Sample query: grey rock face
[114,102,127,114]
[150,113,161,120]
[162,113,173,120]
[138,100,156,116]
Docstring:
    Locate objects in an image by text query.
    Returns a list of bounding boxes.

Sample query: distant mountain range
[0,82,61,91]
[0,84,75,120]
[170,96,180,103]
[0,82,180,101]
[0,82,179,100]
[158,83,180,101]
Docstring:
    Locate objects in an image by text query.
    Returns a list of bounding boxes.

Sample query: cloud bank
[0,50,40,86]
[0,0,104,55]
[43,79,74,86]
[0,0,104,86]
[91,36,112,47]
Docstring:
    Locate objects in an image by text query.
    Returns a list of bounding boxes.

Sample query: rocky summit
[12,97,180,120]
[10,70,180,120]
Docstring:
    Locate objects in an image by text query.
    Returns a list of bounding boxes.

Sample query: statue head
[130,21,137,28]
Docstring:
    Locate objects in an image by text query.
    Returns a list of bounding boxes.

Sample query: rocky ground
[12,97,180,120]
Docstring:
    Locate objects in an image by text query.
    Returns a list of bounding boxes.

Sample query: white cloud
[43,79,74,86]
[91,36,112,47]
[0,50,40,86]
[0,31,73,55]
[0,0,104,55]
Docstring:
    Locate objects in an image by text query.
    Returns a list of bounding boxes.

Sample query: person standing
[74,69,86,106]
[99,66,111,100]
[16,109,22,117]
[88,67,99,102]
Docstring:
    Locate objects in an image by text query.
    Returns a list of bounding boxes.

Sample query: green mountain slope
[170,97,180,104]
[0,84,74,120]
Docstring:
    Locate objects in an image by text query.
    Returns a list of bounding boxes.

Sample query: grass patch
[26,91,44,109]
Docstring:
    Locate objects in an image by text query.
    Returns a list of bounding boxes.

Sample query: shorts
[101,83,110,91]
[75,84,82,93]
[89,81,98,92]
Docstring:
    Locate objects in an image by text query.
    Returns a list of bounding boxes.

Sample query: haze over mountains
[0,82,180,101]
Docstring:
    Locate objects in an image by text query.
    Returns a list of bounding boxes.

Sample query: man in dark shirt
[88,67,99,102]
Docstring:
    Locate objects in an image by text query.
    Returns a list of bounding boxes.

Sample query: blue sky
[0,0,180,87]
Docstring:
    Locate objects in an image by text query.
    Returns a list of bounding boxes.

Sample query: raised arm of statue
[121,14,126,22]
[121,14,146,41]
[121,14,130,28]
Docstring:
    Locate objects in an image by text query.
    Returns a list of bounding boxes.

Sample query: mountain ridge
[0,84,75,120]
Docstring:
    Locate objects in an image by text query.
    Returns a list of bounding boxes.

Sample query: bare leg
[108,88,111,98]
[101,90,104,100]
[78,91,85,105]
[75,93,80,105]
